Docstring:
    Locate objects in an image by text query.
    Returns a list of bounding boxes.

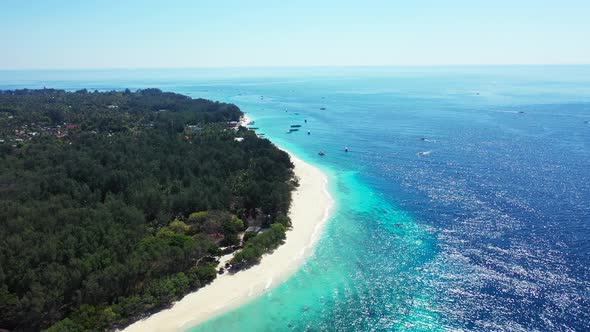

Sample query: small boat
[247,121,255,125]
[320,107,326,110]
[290,124,302,128]
[289,128,299,132]
[249,127,259,130]
[318,151,325,156]
[344,147,349,152]
[417,151,432,157]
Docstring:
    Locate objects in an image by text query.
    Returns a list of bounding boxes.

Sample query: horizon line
[1,63,589,72]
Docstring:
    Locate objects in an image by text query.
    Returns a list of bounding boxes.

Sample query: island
[0,88,301,331]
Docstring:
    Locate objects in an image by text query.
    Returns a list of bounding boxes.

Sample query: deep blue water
[1,66,589,331]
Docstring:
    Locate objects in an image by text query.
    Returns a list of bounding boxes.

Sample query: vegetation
[230,223,287,269]
[0,89,295,331]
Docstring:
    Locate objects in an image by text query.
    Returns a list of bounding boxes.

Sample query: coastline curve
[122,147,334,332]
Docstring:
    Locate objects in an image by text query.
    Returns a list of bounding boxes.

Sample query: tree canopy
[0,89,295,331]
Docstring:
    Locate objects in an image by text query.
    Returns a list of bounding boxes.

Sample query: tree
[0,89,294,331]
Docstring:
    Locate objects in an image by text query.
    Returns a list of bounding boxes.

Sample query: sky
[1,0,589,70]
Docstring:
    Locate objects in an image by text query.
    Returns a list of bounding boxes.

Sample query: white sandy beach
[123,118,334,332]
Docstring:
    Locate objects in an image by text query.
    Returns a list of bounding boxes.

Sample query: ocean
[1,66,589,331]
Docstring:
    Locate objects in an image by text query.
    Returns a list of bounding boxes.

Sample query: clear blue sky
[1,0,589,69]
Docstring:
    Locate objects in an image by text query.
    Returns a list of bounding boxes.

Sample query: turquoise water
[187,94,441,332]
[1,66,589,331]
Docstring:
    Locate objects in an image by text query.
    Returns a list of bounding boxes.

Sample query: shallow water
[1,66,589,331]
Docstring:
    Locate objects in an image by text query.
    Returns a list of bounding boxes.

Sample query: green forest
[0,89,296,331]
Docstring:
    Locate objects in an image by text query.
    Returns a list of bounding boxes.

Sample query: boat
[289,128,299,132]
[248,127,259,130]
[320,107,326,110]
[417,151,432,157]
[318,151,325,156]
[290,124,302,128]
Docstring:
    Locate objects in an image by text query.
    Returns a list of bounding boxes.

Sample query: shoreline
[123,116,334,332]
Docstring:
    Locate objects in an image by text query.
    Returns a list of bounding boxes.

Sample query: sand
[122,128,334,332]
